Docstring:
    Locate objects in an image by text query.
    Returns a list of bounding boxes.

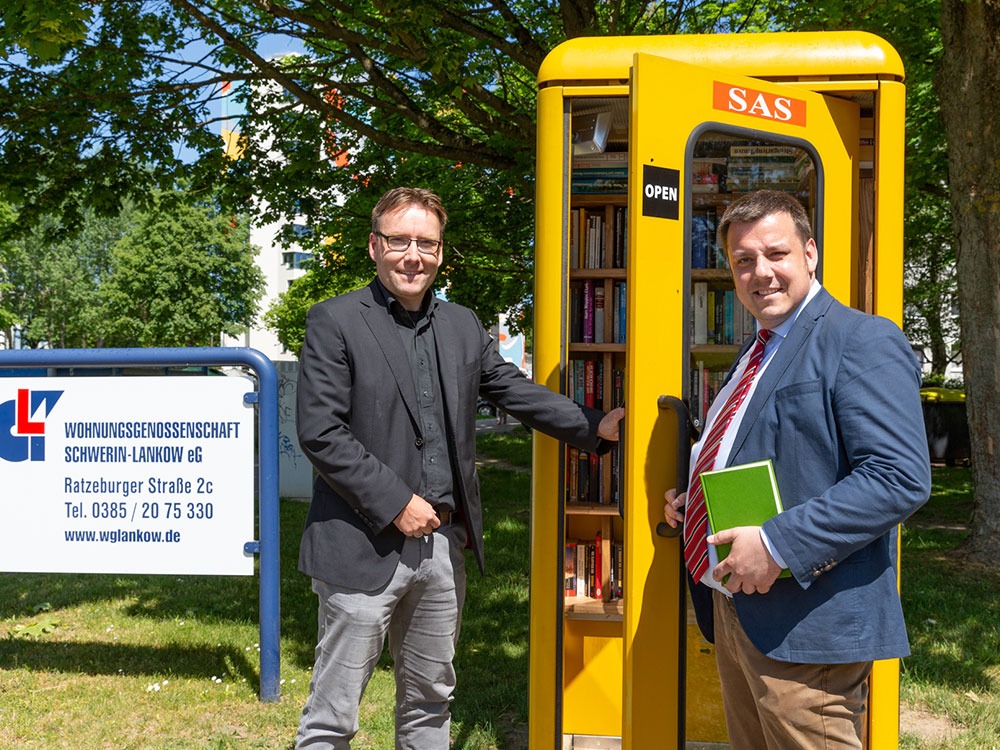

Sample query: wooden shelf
[569,268,627,280]
[691,344,740,356]
[692,193,736,207]
[564,596,623,621]
[568,343,626,353]
[571,193,627,207]
[690,344,741,368]
[566,502,621,516]
[691,268,731,282]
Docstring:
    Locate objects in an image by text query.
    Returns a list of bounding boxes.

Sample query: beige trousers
[713,591,871,750]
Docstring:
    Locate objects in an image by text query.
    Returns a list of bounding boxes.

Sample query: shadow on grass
[0,639,262,689]
[0,502,319,672]
[901,467,1000,694]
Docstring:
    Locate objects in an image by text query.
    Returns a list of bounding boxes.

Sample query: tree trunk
[936,0,1000,563]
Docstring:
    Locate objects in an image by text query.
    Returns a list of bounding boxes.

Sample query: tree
[99,193,264,347]
[1,208,127,348]
[769,0,958,377]
[936,0,1000,563]
[0,192,264,348]
[0,0,781,338]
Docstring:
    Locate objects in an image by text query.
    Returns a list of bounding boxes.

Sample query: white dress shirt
[689,280,821,595]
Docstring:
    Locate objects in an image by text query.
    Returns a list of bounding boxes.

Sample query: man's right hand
[393,494,441,537]
[663,488,686,529]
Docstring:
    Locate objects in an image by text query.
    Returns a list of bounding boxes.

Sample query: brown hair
[371,187,448,235]
[717,190,812,255]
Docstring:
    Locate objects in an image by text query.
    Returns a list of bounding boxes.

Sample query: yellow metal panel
[868,78,906,750]
[561,85,630,98]
[623,53,686,750]
[869,658,901,749]
[777,80,881,93]
[563,621,624,736]
[539,32,904,86]
[873,80,906,327]
[626,52,862,749]
[814,95,861,306]
[529,84,570,750]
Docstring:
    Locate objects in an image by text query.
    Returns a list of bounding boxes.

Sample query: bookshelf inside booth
[687,130,817,431]
[563,97,628,622]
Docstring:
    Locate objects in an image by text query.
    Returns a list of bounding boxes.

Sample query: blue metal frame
[0,347,281,702]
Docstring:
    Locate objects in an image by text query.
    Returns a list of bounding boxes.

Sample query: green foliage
[0,0,93,59]
[9,615,59,639]
[1,191,264,348]
[263,259,367,357]
[771,0,958,375]
[100,194,264,347]
[0,1,780,344]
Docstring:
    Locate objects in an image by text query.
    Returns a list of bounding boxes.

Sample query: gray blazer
[691,287,931,663]
[296,280,606,590]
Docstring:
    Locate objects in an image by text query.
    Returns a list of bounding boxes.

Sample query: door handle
[655,395,692,538]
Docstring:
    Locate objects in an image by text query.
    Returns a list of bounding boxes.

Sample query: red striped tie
[683,329,772,582]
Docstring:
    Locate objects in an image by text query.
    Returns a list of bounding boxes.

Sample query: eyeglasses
[376,232,441,256]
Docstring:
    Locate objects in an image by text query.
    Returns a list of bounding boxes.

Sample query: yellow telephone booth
[530,33,905,749]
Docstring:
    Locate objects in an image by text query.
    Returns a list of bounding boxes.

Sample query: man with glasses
[295,187,624,749]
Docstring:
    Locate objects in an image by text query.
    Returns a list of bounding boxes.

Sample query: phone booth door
[623,52,860,749]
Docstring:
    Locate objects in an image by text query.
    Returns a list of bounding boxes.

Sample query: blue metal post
[0,347,281,702]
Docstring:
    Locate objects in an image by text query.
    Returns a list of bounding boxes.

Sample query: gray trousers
[295,522,468,749]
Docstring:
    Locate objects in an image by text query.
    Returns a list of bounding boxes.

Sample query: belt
[437,509,460,525]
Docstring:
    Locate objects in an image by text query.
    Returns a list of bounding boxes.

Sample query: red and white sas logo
[713,81,807,127]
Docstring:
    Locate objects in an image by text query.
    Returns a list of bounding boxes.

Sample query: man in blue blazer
[664,190,930,749]
[294,187,623,749]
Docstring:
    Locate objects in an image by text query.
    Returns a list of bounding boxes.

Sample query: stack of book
[571,152,628,194]
[566,364,624,505]
[569,207,628,269]
[726,145,806,194]
[691,209,725,269]
[570,280,627,344]
[692,157,727,193]
[564,537,623,599]
[691,282,755,346]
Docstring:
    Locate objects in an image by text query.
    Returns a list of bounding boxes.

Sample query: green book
[699,459,791,579]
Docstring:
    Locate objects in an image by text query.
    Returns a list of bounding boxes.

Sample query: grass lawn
[1,429,996,749]
[899,467,1000,748]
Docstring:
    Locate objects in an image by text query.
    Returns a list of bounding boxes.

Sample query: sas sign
[713,81,806,127]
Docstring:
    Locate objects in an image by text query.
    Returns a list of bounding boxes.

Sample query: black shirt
[374,278,456,511]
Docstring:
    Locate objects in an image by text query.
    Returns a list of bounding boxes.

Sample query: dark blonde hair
[717,190,812,255]
[371,187,448,235]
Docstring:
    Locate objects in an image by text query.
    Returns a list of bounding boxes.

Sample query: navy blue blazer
[690,287,931,664]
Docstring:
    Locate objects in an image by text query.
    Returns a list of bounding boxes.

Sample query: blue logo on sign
[0,389,64,462]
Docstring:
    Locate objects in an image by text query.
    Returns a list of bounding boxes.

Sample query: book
[582,280,594,343]
[569,209,580,269]
[693,282,708,345]
[698,459,791,579]
[564,543,577,597]
[567,447,579,501]
[594,285,605,344]
[594,532,603,600]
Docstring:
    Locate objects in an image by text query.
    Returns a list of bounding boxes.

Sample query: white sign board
[0,377,255,575]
